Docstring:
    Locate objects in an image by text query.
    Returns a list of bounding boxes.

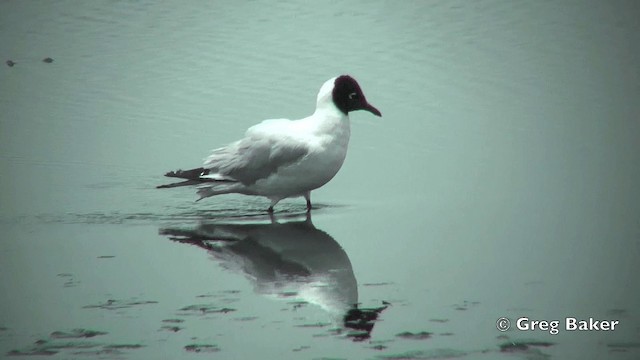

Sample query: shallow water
[1,1,639,359]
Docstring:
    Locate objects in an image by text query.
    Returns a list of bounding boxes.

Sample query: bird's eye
[348,92,358,100]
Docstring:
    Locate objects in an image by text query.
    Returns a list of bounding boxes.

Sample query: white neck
[311,76,347,121]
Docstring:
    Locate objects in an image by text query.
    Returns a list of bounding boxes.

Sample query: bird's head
[331,75,382,117]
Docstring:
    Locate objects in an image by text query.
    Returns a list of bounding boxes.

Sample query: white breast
[249,109,351,198]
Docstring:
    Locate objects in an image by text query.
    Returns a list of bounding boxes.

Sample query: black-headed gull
[157,75,381,212]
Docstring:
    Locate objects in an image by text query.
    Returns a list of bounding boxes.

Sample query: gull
[157,75,381,212]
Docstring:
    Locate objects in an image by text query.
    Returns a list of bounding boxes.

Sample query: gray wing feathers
[204,136,308,185]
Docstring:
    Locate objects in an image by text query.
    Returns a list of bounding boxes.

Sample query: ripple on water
[82,298,158,310]
[177,304,236,315]
[16,201,344,226]
[5,328,144,357]
[50,329,108,339]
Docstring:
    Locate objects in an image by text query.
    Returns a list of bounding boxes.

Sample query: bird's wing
[203,119,310,185]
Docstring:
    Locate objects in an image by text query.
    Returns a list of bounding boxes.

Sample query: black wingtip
[163,167,206,180]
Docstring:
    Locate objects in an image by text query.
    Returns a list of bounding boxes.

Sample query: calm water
[1,1,639,359]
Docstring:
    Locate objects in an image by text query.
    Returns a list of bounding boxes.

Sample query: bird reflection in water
[159,212,387,341]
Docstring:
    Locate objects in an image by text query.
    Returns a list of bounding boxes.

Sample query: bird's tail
[157,166,242,200]
[156,167,206,189]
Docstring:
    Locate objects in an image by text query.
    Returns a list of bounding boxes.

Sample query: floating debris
[7,340,99,356]
[7,348,58,356]
[55,273,79,288]
[499,340,554,353]
[6,60,15,67]
[42,57,54,63]
[452,300,480,311]
[82,299,158,310]
[160,325,182,332]
[233,316,258,322]
[429,318,449,323]
[291,345,310,352]
[103,344,145,350]
[162,319,184,323]
[295,322,332,328]
[178,304,236,315]
[184,344,220,353]
[71,348,123,356]
[6,332,143,357]
[50,329,108,339]
[395,331,432,340]
[379,349,467,359]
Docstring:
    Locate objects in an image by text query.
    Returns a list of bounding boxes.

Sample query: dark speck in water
[160,325,183,332]
[295,322,331,328]
[378,349,467,359]
[6,60,16,67]
[291,345,310,352]
[103,344,145,350]
[50,329,108,339]
[395,331,432,340]
[429,318,449,323]
[162,319,184,323]
[82,299,158,310]
[234,316,259,322]
[42,57,54,63]
[184,344,220,353]
[178,304,236,314]
[499,340,555,352]
[7,340,101,357]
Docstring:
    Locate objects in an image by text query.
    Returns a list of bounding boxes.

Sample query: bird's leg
[304,191,312,212]
[267,198,279,213]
